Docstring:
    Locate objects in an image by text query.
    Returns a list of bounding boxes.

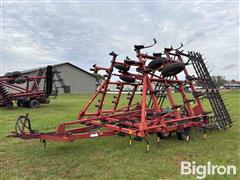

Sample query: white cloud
[1,1,239,79]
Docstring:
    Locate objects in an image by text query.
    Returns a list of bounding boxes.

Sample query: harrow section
[0,82,13,108]
[188,52,232,128]
[10,40,232,149]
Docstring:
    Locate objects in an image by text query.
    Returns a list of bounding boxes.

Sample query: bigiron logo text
[181,161,237,179]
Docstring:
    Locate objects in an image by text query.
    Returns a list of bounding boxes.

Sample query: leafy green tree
[211,75,228,88]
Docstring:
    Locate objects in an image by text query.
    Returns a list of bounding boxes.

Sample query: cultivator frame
[11,40,232,148]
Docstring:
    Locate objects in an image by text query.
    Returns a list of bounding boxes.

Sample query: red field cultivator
[0,66,53,109]
[10,40,232,149]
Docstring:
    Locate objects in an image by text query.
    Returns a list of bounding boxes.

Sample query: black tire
[8,80,15,84]
[11,71,22,77]
[119,75,135,83]
[124,59,136,65]
[162,62,185,77]
[147,58,166,71]
[176,131,186,140]
[5,72,12,77]
[29,99,40,108]
[114,63,130,72]
[15,76,26,84]
[176,128,191,140]
[17,100,24,107]
[157,132,172,139]
[153,53,162,57]
[116,132,126,137]
[17,99,29,107]
[22,100,30,107]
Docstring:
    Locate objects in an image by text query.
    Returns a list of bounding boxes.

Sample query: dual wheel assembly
[157,128,191,141]
[17,99,40,108]
[17,98,50,108]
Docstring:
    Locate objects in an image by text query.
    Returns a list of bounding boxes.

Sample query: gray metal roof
[21,62,96,77]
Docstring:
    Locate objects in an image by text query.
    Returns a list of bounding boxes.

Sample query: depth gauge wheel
[176,128,191,141]
[17,100,24,107]
[157,132,172,139]
[29,99,40,108]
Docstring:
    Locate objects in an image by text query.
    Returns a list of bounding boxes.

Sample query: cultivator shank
[11,40,232,147]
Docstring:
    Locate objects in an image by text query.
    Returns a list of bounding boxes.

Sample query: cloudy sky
[1,0,239,79]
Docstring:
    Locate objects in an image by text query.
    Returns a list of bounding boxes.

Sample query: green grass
[0,91,239,179]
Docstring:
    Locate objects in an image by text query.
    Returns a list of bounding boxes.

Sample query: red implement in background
[0,66,53,108]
